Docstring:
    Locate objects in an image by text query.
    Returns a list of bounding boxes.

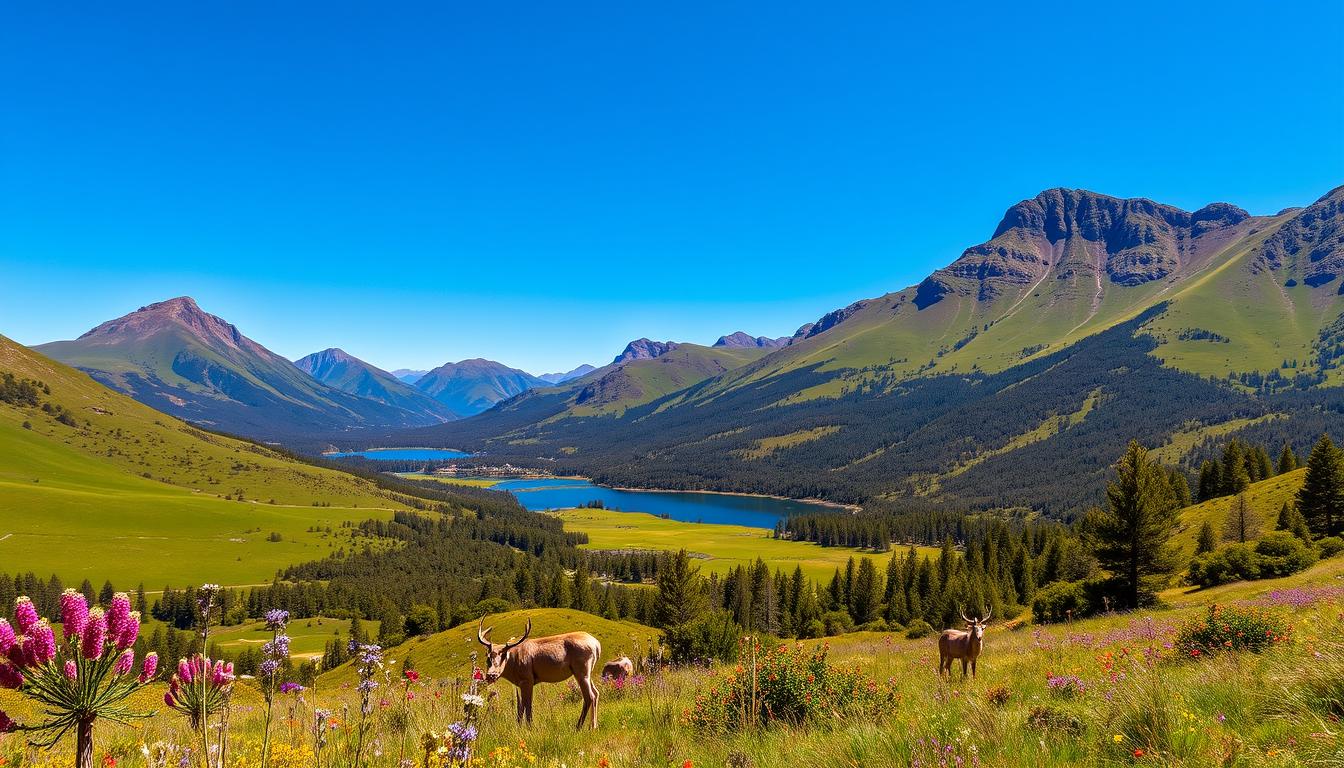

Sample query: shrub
[666,610,741,663]
[985,685,1011,707]
[1045,674,1086,698]
[1317,536,1344,558]
[904,619,933,639]
[1189,534,1317,587]
[683,640,896,731]
[1025,705,1082,735]
[1032,581,1089,623]
[1254,532,1317,577]
[1174,604,1290,658]
[820,610,854,636]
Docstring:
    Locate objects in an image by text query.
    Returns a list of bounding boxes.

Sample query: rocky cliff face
[612,339,681,364]
[915,188,1253,307]
[713,331,791,349]
[1257,185,1344,288]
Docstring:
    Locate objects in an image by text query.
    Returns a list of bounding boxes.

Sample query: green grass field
[553,507,941,582]
[393,472,500,487]
[0,335,415,586]
[1173,468,1305,559]
[211,616,382,661]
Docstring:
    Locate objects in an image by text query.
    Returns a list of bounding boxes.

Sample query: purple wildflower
[0,619,13,656]
[13,597,38,635]
[105,593,132,644]
[114,648,135,676]
[264,609,290,631]
[279,682,305,694]
[60,589,89,641]
[139,652,159,683]
[82,608,107,660]
[28,619,56,666]
[0,709,14,733]
[0,663,22,689]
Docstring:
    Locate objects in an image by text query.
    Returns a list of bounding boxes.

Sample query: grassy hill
[553,508,940,582]
[318,609,659,686]
[0,334,421,585]
[1173,468,1306,559]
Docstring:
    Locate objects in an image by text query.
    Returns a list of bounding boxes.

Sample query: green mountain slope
[398,186,1344,514]
[0,334,420,585]
[413,358,549,416]
[295,347,457,420]
[36,297,445,438]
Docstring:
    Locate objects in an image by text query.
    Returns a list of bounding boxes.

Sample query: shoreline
[605,485,861,513]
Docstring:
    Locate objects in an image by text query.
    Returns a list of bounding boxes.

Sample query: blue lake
[325,448,474,461]
[490,477,836,529]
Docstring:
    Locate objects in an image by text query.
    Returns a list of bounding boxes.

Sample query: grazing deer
[477,616,603,730]
[937,607,991,678]
[601,655,634,681]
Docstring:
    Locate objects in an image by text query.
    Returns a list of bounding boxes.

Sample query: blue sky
[2,1,1342,374]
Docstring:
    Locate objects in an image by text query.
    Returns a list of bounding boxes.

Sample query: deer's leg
[574,680,592,732]
[961,658,968,678]
[514,687,525,723]
[971,658,977,678]
[588,674,600,730]
[519,681,535,726]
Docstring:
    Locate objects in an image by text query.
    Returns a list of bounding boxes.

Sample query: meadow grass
[3,559,1340,767]
[553,508,941,582]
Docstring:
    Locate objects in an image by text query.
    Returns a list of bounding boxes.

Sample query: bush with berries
[1174,603,1290,658]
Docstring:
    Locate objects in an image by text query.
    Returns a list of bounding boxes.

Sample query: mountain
[294,348,456,421]
[413,358,549,417]
[391,369,429,384]
[612,339,680,364]
[0,332,424,585]
[538,364,597,384]
[35,297,446,438]
[388,185,1344,515]
[713,331,791,349]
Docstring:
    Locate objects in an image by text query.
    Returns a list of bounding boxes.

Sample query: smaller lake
[492,477,834,529]
[324,448,474,461]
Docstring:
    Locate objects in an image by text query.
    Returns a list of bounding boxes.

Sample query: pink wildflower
[60,589,89,641]
[82,608,107,660]
[28,620,56,666]
[0,709,14,733]
[115,611,140,650]
[13,598,38,635]
[139,652,158,683]
[104,594,132,646]
[113,649,135,676]
[0,619,13,655]
[64,660,78,680]
[0,663,22,689]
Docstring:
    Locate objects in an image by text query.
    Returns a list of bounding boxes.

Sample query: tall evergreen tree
[1221,441,1251,496]
[1197,460,1222,502]
[655,549,706,629]
[1297,435,1344,538]
[1090,440,1181,609]
[1194,520,1218,555]
[1275,502,1312,542]
[850,557,882,624]
[1277,444,1299,474]
[1167,468,1192,508]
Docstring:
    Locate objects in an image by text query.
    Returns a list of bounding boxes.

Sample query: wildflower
[280,682,305,694]
[114,649,135,676]
[683,761,694,768]
[139,653,158,683]
[1216,712,1226,723]
[64,660,78,680]
[1133,748,1144,757]
[1112,734,1124,743]
[60,589,89,640]
[0,620,13,656]
[0,709,15,732]
[102,756,116,767]
[264,609,290,631]
[82,608,107,660]
[28,619,56,666]
[105,593,132,646]
[404,669,420,682]
[0,664,22,689]
[13,597,38,634]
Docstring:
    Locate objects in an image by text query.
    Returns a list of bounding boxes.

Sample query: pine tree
[1278,444,1299,474]
[1011,546,1036,605]
[1297,435,1344,538]
[1221,441,1251,496]
[1091,440,1181,609]
[1252,445,1274,481]
[1194,520,1218,555]
[851,557,882,624]
[1222,493,1261,544]
[655,550,706,629]
[571,559,595,613]
[1197,460,1222,501]
[1168,468,1192,508]
[1275,502,1313,542]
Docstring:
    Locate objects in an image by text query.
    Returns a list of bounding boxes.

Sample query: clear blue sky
[2,1,1341,374]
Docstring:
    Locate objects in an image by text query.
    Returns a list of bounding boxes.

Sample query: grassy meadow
[553,508,941,582]
[2,559,1340,768]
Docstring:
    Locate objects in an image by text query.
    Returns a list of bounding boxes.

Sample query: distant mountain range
[294,349,457,421]
[35,298,448,437]
[391,369,429,384]
[393,185,1344,514]
[411,359,548,417]
[538,364,597,385]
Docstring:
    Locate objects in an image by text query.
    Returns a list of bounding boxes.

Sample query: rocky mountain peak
[713,331,790,349]
[613,339,680,364]
[75,296,253,353]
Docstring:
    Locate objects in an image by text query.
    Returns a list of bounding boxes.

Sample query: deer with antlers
[477,616,604,730]
[937,607,991,678]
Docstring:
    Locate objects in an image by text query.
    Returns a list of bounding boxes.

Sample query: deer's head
[477,616,531,683]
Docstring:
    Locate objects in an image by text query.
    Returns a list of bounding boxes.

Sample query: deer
[937,607,991,679]
[477,616,603,730]
[601,655,634,681]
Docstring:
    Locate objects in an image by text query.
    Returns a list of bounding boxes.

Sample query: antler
[958,605,971,624]
[504,618,532,652]
[477,616,493,647]
[981,606,991,623]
